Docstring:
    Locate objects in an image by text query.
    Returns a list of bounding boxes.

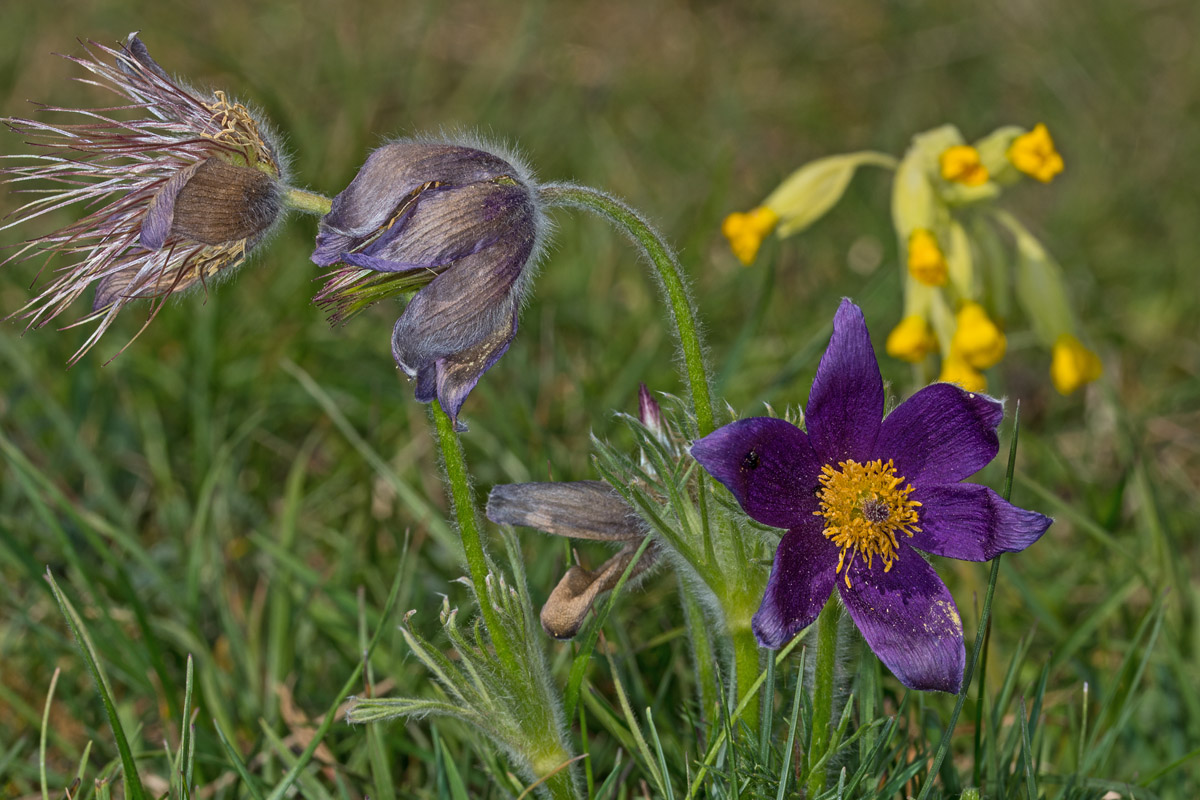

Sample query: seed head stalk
[283,188,333,216]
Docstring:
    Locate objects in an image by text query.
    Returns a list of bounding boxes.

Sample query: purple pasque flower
[2,35,285,363]
[311,137,546,428]
[690,299,1051,693]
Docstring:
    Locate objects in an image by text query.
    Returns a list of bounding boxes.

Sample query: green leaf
[44,570,147,800]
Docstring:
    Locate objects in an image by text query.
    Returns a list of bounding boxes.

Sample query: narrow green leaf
[263,557,406,800]
[775,663,805,800]
[44,570,147,800]
[39,667,60,800]
[437,735,471,800]
[212,722,267,800]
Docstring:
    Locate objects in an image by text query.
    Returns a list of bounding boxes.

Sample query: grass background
[1,0,1198,797]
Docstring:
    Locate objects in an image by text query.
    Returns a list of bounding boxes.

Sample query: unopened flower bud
[312,138,546,427]
[637,383,665,438]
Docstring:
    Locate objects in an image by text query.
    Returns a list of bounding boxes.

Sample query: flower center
[814,459,921,588]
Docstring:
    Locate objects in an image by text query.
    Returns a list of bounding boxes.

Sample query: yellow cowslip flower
[886,315,938,363]
[1051,333,1102,395]
[1007,123,1064,183]
[722,206,780,266]
[907,228,948,286]
[951,302,1007,369]
[938,350,988,393]
[940,145,989,187]
[724,152,897,265]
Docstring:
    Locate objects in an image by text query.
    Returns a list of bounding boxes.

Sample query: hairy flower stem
[537,183,715,437]
[680,579,719,721]
[283,187,333,216]
[806,596,840,796]
[430,402,521,676]
[731,626,762,737]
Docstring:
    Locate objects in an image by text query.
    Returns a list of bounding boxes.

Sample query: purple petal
[909,483,1052,561]
[320,141,514,239]
[311,228,357,267]
[390,239,525,376]
[690,417,822,529]
[433,306,518,425]
[341,251,445,273]
[806,299,884,464]
[839,545,964,693]
[752,524,839,648]
[874,383,1003,486]
[140,161,202,250]
[413,363,437,402]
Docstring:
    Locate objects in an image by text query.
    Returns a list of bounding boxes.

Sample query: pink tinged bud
[638,383,664,434]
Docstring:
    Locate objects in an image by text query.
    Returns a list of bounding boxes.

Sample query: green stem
[537,182,715,436]
[731,626,762,737]
[283,187,333,216]
[680,578,719,727]
[430,402,520,675]
[806,596,840,797]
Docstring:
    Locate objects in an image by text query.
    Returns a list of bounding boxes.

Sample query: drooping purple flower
[691,299,1051,693]
[2,35,286,362]
[311,137,546,428]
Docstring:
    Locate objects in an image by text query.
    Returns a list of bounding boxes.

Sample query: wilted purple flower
[1,35,286,362]
[311,137,545,428]
[691,299,1051,692]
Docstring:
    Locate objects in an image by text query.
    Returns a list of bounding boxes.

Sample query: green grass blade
[646,707,674,799]
[1019,696,1038,799]
[435,730,470,800]
[212,721,268,800]
[44,570,147,800]
[263,555,406,800]
[775,663,805,800]
[39,666,59,800]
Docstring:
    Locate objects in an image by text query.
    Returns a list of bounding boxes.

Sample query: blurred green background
[2,0,1198,796]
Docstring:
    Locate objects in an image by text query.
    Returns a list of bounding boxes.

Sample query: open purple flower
[311,137,546,428]
[691,299,1051,693]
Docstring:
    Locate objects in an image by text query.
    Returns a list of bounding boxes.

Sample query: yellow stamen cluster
[815,459,922,588]
[940,145,989,186]
[907,228,948,286]
[204,90,280,176]
[1007,123,1064,183]
[722,206,780,266]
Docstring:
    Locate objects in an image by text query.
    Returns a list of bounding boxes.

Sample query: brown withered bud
[486,481,657,640]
